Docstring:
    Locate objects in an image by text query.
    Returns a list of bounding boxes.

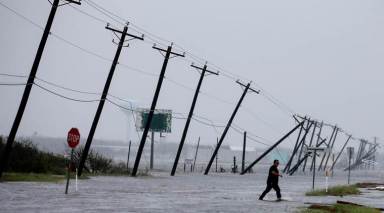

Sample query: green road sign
[137,109,172,133]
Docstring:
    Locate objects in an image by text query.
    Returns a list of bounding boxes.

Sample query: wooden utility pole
[127,140,131,172]
[192,137,200,172]
[205,81,259,175]
[330,135,351,171]
[318,125,337,171]
[242,131,247,173]
[78,24,143,176]
[0,0,81,178]
[303,121,317,172]
[241,121,304,175]
[132,44,184,177]
[283,117,304,173]
[171,64,218,176]
[150,131,154,169]
[310,122,323,171]
[323,127,339,170]
[216,138,218,172]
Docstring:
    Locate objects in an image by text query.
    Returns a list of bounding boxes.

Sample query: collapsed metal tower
[283,116,379,176]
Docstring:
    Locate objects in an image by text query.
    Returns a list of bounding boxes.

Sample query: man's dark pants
[259,181,281,200]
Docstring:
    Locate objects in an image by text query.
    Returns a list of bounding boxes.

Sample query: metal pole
[65,149,74,194]
[348,151,351,184]
[127,140,131,172]
[132,45,184,176]
[312,150,316,190]
[242,131,247,173]
[150,131,154,170]
[192,137,200,172]
[75,168,78,192]
[171,64,217,176]
[0,0,61,177]
[78,25,129,176]
[241,121,304,175]
[204,83,251,175]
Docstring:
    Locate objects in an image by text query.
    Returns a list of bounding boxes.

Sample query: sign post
[65,128,80,194]
[325,169,330,192]
[135,109,172,171]
[347,147,354,185]
[306,146,328,190]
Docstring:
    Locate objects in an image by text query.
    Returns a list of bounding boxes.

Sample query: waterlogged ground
[0,170,383,212]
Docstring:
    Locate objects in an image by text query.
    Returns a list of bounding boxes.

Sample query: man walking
[259,159,282,201]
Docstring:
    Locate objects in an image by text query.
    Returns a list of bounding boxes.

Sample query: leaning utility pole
[131,44,184,177]
[330,135,351,171]
[216,138,218,172]
[323,127,338,170]
[283,116,306,173]
[310,121,323,172]
[294,120,313,170]
[242,131,247,173]
[303,121,317,172]
[241,121,304,175]
[318,125,336,171]
[192,137,200,172]
[78,24,144,176]
[171,63,218,176]
[0,0,81,178]
[127,140,131,172]
[204,81,259,175]
[150,131,154,169]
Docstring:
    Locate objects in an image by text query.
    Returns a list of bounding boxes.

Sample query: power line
[0,1,44,30]
[82,0,171,48]
[0,73,27,78]
[82,0,125,26]
[82,1,296,117]
[230,125,269,146]
[0,82,28,86]
[2,77,271,148]
[0,0,294,119]
[34,83,101,103]
[68,3,107,25]
[0,72,357,149]
[0,1,371,147]
[231,123,273,143]
[0,1,290,130]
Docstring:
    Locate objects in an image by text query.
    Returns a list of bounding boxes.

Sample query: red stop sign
[67,128,80,148]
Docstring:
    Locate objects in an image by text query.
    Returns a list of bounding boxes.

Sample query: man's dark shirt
[267,165,279,184]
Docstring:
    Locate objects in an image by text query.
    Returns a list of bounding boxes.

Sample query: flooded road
[1,170,383,212]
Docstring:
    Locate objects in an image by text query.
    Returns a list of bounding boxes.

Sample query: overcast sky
[0,0,383,150]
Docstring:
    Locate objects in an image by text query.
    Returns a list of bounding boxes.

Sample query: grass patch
[355,182,384,188]
[1,173,65,183]
[1,172,90,183]
[300,203,381,213]
[305,185,360,196]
